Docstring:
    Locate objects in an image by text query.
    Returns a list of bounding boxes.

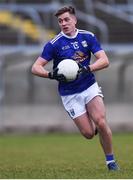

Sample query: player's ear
[73,15,77,25]
[75,17,77,24]
[71,14,77,24]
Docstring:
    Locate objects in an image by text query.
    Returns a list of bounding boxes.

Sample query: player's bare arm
[89,50,109,72]
[32,57,67,82]
[31,57,49,78]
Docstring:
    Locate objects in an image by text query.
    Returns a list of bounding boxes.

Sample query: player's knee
[81,130,95,139]
[95,114,106,129]
[96,118,106,130]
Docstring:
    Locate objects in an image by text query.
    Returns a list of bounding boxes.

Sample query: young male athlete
[31,6,119,171]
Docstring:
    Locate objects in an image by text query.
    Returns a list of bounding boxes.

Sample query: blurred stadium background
[0,0,133,134]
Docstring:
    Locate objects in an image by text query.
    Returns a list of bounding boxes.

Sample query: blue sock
[106,154,115,165]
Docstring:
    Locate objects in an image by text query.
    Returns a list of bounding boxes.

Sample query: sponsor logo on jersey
[72,51,88,62]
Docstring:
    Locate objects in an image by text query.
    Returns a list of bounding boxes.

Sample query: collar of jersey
[61,29,78,39]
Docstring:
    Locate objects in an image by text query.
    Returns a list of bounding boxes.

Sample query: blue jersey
[41,29,102,96]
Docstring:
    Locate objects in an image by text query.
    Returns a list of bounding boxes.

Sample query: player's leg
[87,96,112,154]
[73,112,96,139]
[61,93,96,139]
[86,96,119,170]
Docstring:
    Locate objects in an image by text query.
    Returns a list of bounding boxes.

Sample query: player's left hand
[77,63,91,77]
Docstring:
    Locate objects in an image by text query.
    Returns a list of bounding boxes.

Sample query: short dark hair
[55,6,76,17]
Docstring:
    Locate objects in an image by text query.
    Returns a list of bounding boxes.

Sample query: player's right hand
[48,68,67,82]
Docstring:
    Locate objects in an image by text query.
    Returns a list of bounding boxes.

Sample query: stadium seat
[0,11,55,44]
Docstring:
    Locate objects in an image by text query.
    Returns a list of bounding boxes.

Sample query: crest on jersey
[81,40,88,47]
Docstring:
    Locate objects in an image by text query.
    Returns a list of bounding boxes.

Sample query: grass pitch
[0,132,133,179]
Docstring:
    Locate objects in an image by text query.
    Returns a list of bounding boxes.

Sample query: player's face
[57,12,77,36]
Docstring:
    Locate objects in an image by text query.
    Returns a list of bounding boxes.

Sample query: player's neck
[61,29,78,38]
[68,28,77,36]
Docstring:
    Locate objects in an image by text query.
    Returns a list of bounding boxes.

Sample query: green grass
[0,132,133,179]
